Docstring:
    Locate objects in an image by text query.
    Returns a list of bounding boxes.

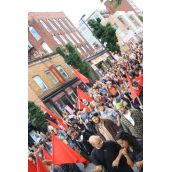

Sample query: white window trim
[65,17,74,29]
[70,33,80,43]
[47,19,57,31]
[46,71,59,84]
[42,42,53,53]
[33,75,48,91]
[29,26,41,41]
[59,19,69,30]
[53,19,63,30]
[40,19,51,33]
[66,34,75,45]
[59,35,68,44]
[56,66,69,79]
[53,36,62,45]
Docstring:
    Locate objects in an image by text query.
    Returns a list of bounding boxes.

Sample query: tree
[138,15,143,22]
[88,18,121,54]
[56,43,92,78]
[28,101,48,131]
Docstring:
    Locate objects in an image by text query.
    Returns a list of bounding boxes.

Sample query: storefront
[90,52,113,73]
[43,79,83,117]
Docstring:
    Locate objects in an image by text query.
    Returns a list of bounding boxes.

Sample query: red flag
[52,133,89,165]
[126,72,141,101]
[28,160,37,172]
[43,147,52,161]
[77,87,93,102]
[36,156,49,172]
[76,98,91,111]
[40,105,68,130]
[135,74,143,87]
[47,119,61,131]
[71,67,89,84]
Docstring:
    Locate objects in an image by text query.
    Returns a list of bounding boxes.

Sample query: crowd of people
[28,41,143,172]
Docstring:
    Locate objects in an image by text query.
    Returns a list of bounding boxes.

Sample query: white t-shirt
[124,111,135,126]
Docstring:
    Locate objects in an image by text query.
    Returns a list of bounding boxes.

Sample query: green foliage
[88,18,121,54]
[138,15,143,22]
[56,43,92,78]
[28,101,48,130]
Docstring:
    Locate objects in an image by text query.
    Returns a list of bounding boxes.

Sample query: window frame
[33,75,48,91]
[29,26,41,41]
[40,19,51,32]
[42,42,53,54]
[56,66,69,79]
[45,70,59,84]
[47,19,57,31]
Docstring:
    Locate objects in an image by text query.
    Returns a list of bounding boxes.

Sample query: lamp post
[80,14,116,60]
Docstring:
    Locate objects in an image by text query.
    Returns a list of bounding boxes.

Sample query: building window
[118,17,126,25]
[53,19,63,30]
[75,32,85,42]
[59,19,69,31]
[66,34,75,45]
[42,42,53,53]
[65,17,74,29]
[56,66,69,79]
[47,19,57,31]
[81,46,87,53]
[46,102,59,114]
[53,36,62,45]
[40,19,51,32]
[28,41,33,50]
[29,26,41,41]
[46,71,59,84]
[86,44,92,51]
[129,16,140,28]
[59,35,68,44]
[113,24,119,30]
[33,75,48,91]
[70,33,80,43]
[77,48,82,54]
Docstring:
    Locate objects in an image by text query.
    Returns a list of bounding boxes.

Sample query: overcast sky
[27,0,143,27]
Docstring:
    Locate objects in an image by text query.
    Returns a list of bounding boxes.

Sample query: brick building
[28,12,95,61]
[28,53,85,116]
[104,0,142,16]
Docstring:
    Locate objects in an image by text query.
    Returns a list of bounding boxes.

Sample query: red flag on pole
[40,105,68,130]
[52,133,89,165]
[28,160,37,172]
[71,67,89,84]
[36,156,49,172]
[43,147,52,161]
[47,119,61,131]
[77,87,93,102]
[135,74,143,87]
[76,98,91,111]
[126,72,141,101]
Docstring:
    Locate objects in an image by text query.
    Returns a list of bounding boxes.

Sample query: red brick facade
[104,0,138,15]
[28,12,95,61]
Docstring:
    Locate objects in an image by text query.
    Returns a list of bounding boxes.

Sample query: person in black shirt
[88,135,133,172]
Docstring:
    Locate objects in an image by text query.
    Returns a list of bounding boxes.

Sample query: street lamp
[80,14,115,60]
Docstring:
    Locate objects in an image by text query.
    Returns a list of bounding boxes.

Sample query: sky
[27,0,143,27]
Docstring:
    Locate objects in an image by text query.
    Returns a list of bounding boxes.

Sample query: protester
[90,113,118,141]
[28,41,143,172]
[116,102,143,140]
[114,132,143,172]
[89,135,133,172]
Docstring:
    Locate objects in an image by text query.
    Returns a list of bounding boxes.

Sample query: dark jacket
[91,141,133,172]
[95,119,118,141]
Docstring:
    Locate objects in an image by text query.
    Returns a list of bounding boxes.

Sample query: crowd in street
[28,41,143,172]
